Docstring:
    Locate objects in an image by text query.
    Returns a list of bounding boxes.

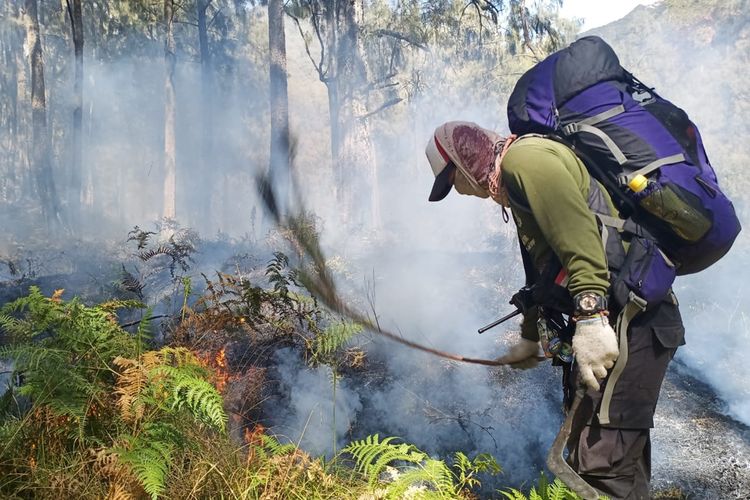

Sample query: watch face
[579,294,599,313]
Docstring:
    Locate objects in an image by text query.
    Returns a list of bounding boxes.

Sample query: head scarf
[429,121,516,206]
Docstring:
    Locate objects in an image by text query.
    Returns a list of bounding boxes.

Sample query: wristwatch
[573,292,607,317]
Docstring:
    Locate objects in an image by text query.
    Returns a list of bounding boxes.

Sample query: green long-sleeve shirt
[500,136,616,340]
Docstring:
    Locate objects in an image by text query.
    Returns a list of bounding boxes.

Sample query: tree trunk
[163,0,177,222]
[16,5,32,201]
[268,0,291,209]
[67,0,84,219]
[195,0,213,232]
[0,2,20,201]
[332,0,378,227]
[25,0,62,228]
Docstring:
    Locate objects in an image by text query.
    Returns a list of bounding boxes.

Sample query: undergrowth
[0,279,587,499]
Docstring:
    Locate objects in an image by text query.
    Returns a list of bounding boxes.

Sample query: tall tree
[290,0,380,227]
[195,0,213,231]
[0,1,23,202]
[163,0,177,222]
[65,0,84,220]
[268,0,291,208]
[24,0,62,228]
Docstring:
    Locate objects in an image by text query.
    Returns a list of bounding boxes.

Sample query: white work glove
[495,338,541,369]
[572,314,619,391]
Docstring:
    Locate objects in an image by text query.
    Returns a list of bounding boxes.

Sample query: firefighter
[425,121,685,499]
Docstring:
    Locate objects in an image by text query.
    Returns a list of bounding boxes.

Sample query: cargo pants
[566,298,685,500]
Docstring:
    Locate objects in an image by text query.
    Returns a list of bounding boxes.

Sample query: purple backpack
[507,36,741,279]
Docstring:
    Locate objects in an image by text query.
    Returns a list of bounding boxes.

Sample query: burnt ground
[652,364,750,499]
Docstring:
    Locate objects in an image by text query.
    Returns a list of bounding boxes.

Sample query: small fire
[215,348,228,370]
[29,443,37,471]
[213,347,230,392]
[244,424,266,466]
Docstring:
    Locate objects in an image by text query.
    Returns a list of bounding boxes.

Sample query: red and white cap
[424,121,503,201]
[425,133,456,201]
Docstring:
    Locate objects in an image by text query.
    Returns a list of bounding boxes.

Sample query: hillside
[588,0,750,202]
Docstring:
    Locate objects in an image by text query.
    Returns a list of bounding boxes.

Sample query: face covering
[453,169,488,198]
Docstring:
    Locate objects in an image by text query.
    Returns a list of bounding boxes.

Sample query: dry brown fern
[91,448,143,500]
[113,356,149,424]
[113,348,195,424]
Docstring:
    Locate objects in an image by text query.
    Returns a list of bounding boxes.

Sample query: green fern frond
[389,458,457,499]
[97,299,147,313]
[0,345,66,371]
[546,477,581,500]
[504,475,584,500]
[343,435,426,488]
[0,314,33,341]
[170,375,227,431]
[135,308,154,353]
[259,434,297,456]
[313,321,364,359]
[116,423,180,500]
[501,490,529,500]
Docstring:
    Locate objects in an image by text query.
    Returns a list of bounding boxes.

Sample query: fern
[115,347,227,431]
[120,265,145,299]
[313,321,364,360]
[135,308,154,355]
[344,435,503,498]
[263,434,297,456]
[0,314,33,341]
[169,372,226,431]
[113,356,149,425]
[391,458,457,499]
[501,475,585,500]
[127,225,157,250]
[0,344,67,371]
[343,435,426,488]
[452,451,501,492]
[116,423,181,500]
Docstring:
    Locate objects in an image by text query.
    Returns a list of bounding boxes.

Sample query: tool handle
[477,308,522,334]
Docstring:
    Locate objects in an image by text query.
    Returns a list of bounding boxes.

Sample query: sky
[559,0,660,30]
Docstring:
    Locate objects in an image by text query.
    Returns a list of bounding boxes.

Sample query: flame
[213,347,230,392]
[215,348,227,370]
[192,347,234,393]
[244,424,266,466]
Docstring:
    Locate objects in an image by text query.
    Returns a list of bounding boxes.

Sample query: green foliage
[157,364,227,431]
[0,287,140,442]
[344,434,427,488]
[342,434,501,498]
[111,347,227,496]
[501,474,585,500]
[117,422,182,500]
[453,451,502,491]
[136,307,154,355]
[312,320,364,361]
[0,289,227,499]
[248,433,299,462]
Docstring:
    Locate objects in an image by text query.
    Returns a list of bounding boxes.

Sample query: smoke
[3,1,749,493]
[673,252,750,425]
[266,347,363,456]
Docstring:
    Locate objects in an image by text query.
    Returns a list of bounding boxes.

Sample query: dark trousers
[566,300,684,500]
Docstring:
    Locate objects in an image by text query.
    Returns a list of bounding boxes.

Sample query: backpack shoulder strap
[519,235,538,286]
